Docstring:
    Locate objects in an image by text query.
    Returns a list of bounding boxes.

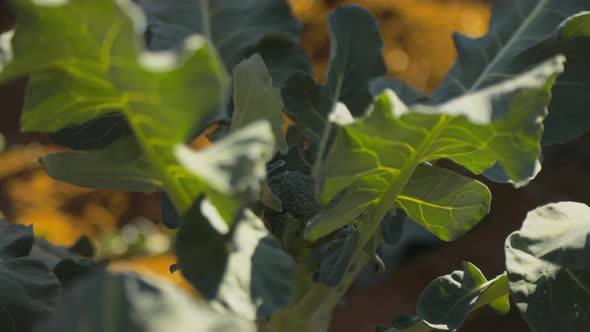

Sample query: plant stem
[273,116,451,331]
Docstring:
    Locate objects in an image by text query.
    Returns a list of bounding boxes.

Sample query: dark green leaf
[526,13,590,144]
[305,57,562,241]
[141,0,301,71]
[370,77,424,105]
[430,1,590,145]
[231,54,287,153]
[282,4,386,147]
[67,236,95,258]
[40,137,161,192]
[416,262,509,331]
[175,199,294,320]
[432,0,588,100]
[0,223,34,259]
[250,39,311,87]
[505,202,590,332]
[0,257,61,332]
[48,113,131,150]
[37,270,256,332]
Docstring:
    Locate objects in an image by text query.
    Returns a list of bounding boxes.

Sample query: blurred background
[0,0,589,331]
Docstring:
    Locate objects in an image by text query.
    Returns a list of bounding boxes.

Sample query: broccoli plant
[0,0,589,331]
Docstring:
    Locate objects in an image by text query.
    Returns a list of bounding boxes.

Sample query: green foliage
[175,199,294,320]
[40,137,161,192]
[392,262,509,331]
[282,5,386,157]
[230,54,288,154]
[142,0,307,83]
[433,1,590,145]
[1,0,590,331]
[0,222,97,332]
[37,270,258,332]
[307,56,561,241]
[505,202,590,332]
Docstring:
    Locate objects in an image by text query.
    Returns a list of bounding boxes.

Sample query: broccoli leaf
[40,137,161,192]
[0,223,34,260]
[0,0,228,214]
[231,54,287,154]
[281,4,386,149]
[431,1,590,145]
[407,262,509,331]
[432,0,588,100]
[0,223,61,332]
[140,0,306,83]
[0,0,273,224]
[395,164,491,241]
[505,202,590,332]
[174,121,275,198]
[37,270,257,332]
[305,56,562,242]
[369,77,425,105]
[175,198,294,321]
[526,13,590,144]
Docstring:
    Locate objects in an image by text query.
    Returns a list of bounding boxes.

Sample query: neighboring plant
[0,0,588,331]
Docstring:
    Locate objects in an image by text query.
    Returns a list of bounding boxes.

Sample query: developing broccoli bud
[266,171,320,222]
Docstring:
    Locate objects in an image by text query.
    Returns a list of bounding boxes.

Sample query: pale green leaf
[395,164,491,241]
[0,0,237,215]
[505,202,590,332]
[305,56,563,241]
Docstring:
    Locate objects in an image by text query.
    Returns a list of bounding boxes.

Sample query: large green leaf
[305,56,563,241]
[281,4,386,147]
[231,54,287,154]
[415,262,509,331]
[395,164,491,241]
[175,199,294,321]
[505,202,590,332]
[141,0,307,82]
[0,0,243,215]
[526,13,590,144]
[432,0,588,99]
[175,121,275,197]
[431,1,590,144]
[0,258,61,332]
[0,223,61,332]
[40,137,161,192]
[37,270,257,332]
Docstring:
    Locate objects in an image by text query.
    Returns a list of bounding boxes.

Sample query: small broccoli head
[266,171,319,222]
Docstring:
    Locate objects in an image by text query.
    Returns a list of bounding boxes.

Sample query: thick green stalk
[272,116,451,331]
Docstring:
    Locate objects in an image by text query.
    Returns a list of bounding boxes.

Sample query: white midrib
[469,0,548,92]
